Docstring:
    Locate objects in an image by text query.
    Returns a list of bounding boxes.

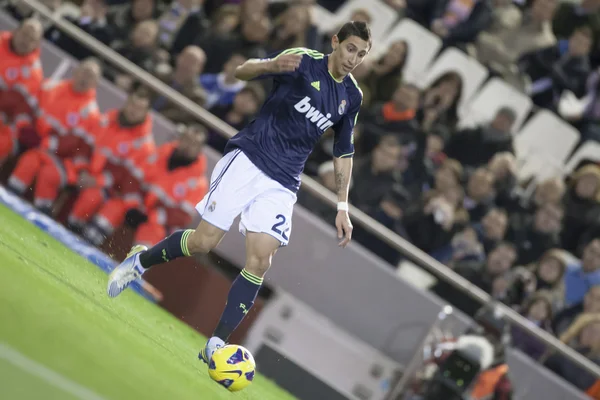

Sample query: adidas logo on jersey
[294,96,334,131]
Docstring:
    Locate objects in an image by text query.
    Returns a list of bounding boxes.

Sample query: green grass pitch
[0,204,296,400]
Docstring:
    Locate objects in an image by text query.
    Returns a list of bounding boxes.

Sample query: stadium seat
[564,141,600,174]
[514,110,580,164]
[310,4,337,34]
[516,151,565,183]
[371,19,442,84]
[330,0,397,44]
[421,47,489,113]
[458,77,533,133]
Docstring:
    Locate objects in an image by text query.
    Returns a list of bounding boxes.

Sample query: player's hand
[335,210,353,248]
[271,54,303,73]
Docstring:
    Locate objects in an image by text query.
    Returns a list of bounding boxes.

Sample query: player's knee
[187,221,225,255]
[245,253,272,278]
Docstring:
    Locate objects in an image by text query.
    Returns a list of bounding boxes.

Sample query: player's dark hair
[336,21,372,49]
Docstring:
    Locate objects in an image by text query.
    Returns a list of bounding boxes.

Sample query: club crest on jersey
[338,100,346,115]
[294,96,334,131]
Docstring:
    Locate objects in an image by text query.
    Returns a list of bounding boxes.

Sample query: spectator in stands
[561,164,600,254]
[508,202,564,266]
[155,0,208,56]
[517,25,592,111]
[531,176,567,210]
[1,0,62,22]
[464,167,496,221]
[153,45,207,123]
[46,0,115,60]
[83,124,208,247]
[109,20,160,90]
[349,135,404,217]
[554,285,600,335]
[67,84,155,233]
[267,4,317,53]
[473,0,557,83]
[474,207,509,253]
[432,241,518,315]
[353,182,413,265]
[362,40,409,105]
[546,313,600,392]
[419,71,463,143]
[0,18,44,164]
[197,10,270,74]
[403,187,469,254]
[444,107,516,168]
[207,83,265,152]
[200,53,247,110]
[564,239,600,307]
[525,249,567,308]
[6,58,103,216]
[552,0,600,67]
[106,0,163,41]
[361,83,420,152]
[488,152,519,210]
[434,0,494,49]
[511,290,554,359]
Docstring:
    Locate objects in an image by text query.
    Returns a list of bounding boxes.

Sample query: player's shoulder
[344,73,363,104]
[278,47,325,61]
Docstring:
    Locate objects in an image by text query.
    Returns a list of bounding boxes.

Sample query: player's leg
[107,149,253,297]
[200,231,280,363]
[200,185,295,362]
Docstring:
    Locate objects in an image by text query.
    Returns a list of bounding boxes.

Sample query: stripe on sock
[180,229,193,256]
[241,269,263,285]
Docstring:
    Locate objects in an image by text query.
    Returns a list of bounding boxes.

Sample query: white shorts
[196,149,297,246]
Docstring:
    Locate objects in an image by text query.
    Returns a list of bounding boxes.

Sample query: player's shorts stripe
[203,150,241,213]
[209,149,241,192]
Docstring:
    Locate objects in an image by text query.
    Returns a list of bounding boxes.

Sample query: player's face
[331,35,370,78]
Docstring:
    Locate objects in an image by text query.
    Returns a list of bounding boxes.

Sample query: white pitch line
[0,343,106,400]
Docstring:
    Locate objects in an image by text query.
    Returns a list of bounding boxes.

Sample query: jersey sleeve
[332,84,362,159]
[255,47,321,81]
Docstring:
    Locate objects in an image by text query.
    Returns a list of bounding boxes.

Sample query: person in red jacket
[6,58,103,215]
[0,18,44,163]
[83,124,208,247]
[66,84,155,233]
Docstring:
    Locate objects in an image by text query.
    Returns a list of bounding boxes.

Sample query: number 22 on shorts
[271,214,289,241]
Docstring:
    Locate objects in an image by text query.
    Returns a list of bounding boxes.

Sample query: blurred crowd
[2,0,600,397]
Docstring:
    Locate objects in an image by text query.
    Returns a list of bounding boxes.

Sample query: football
[208,345,256,392]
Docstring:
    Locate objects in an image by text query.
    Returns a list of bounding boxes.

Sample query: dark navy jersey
[224,47,362,193]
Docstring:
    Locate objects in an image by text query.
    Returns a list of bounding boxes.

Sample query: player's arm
[331,91,361,248]
[234,53,303,81]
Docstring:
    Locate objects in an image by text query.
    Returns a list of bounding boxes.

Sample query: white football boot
[199,336,226,366]
[107,245,147,298]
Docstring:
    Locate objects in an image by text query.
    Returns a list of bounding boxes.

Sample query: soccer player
[107,21,371,362]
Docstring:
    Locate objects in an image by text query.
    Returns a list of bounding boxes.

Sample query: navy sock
[138,229,193,269]
[213,269,263,341]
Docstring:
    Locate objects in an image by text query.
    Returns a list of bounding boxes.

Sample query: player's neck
[327,56,346,82]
